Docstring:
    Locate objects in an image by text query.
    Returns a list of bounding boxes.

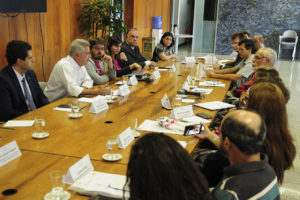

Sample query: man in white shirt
[44,39,110,102]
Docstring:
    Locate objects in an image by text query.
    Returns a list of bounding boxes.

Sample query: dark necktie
[21,78,36,111]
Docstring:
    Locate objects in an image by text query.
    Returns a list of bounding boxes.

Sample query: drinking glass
[122,76,129,85]
[128,117,138,135]
[47,170,67,198]
[70,100,80,116]
[174,97,182,107]
[34,117,45,135]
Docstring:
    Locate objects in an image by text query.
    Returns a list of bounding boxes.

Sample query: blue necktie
[21,78,36,111]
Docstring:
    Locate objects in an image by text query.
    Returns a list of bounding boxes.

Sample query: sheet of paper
[137,120,182,135]
[198,81,225,88]
[194,101,235,110]
[181,98,195,103]
[53,107,72,112]
[177,140,187,148]
[0,141,22,167]
[181,116,210,124]
[4,120,34,127]
[191,88,213,95]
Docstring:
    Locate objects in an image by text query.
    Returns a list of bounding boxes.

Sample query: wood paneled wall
[0,0,81,81]
[133,0,172,48]
[0,0,172,81]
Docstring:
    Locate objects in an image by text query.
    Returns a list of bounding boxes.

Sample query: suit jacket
[121,42,146,67]
[0,65,49,121]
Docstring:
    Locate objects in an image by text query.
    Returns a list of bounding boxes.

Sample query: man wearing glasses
[121,28,156,70]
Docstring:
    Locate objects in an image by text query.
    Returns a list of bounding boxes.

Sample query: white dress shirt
[44,55,93,102]
[13,68,33,109]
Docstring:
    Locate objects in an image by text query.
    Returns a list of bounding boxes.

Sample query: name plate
[117,127,135,149]
[65,154,94,184]
[161,93,171,108]
[151,70,161,80]
[169,64,176,72]
[184,56,196,63]
[118,85,130,96]
[182,81,190,91]
[0,141,22,168]
[170,105,194,119]
[89,96,109,114]
[128,75,138,86]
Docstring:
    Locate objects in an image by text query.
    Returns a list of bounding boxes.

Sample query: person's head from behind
[126,133,212,200]
[247,82,296,184]
[89,38,106,60]
[6,40,34,72]
[253,48,277,69]
[253,66,290,103]
[242,30,251,38]
[230,32,247,52]
[253,35,264,49]
[160,32,175,49]
[238,39,255,59]
[107,37,122,56]
[220,110,266,165]
[69,39,90,66]
[126,28,139,47]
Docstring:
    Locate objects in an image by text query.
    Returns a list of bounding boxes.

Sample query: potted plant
[79,0,127,40]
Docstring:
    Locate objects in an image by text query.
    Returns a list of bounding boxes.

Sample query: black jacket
[0,65,49,121]
[121,42,146,67]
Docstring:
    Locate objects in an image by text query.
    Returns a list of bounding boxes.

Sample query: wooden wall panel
[0,0,81,81]
[133,0,172,48]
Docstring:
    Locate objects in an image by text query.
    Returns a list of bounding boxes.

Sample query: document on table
[69,171,129,199]
[4,120,35,127]
[137,116,210,135]
[78,95,117,103]
[198,81,225,88]
[53,107,72,112]
[191,88,213,95]
[194,101,235,110]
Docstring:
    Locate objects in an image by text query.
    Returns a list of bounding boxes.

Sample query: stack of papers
[78,94,118,103]
[4,120,35,127]
[194,101,235,110]
[137,116,210,135]
[69,171,129,199]
[199,81,225,88]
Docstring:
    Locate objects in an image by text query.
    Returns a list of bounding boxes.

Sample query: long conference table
[0,60,231,199]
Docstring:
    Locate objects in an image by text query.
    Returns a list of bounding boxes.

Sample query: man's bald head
[220,110,266,155]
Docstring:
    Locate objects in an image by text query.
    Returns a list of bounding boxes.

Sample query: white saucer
[102,153,123,161]
[68,113,83,119]
[133,131,141,138]
[44,191,71,200]
[32,132,49,139]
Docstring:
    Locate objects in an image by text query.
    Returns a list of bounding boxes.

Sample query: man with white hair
[44,39,110,102]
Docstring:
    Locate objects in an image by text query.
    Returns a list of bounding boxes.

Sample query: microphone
[177,89,204,97]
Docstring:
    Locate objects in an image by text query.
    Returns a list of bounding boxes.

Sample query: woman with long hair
[107,36,142,77]
[247,82,296,184]
[125,133,213,200]
[151,32,176,62]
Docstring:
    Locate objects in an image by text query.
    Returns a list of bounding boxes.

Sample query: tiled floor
[276,60,300,191]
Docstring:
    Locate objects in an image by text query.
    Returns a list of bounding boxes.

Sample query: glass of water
[122,75,129,85]
[128,117,138,134]
[70,100,80,116]
[174,97,182,107]
[47,170,68,199]
[107,138,118,155]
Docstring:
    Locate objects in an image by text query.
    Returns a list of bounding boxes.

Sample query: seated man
[0,40,49,121]
[213,32,246,70]
[44,39,110,102]
[203,110,280,199]
[121,28,155,70]
[207,39,255,89]
[85,38,116,85]
[253,34,265,49]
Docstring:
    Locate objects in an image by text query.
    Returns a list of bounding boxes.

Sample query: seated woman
[196,82,296,185]
[107,37,142,77]
[125,133,213,200]
[151,32,176,62]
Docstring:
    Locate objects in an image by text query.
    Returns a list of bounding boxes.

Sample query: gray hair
[69,39,90,57]
[261,48,277,66]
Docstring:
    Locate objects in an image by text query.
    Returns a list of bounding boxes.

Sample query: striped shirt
[213,154,280,200]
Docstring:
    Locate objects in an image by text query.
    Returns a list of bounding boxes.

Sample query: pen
[79,105,88,110]
[0,127,16,130]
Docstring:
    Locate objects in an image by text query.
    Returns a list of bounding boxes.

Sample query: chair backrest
[282,30,297,39]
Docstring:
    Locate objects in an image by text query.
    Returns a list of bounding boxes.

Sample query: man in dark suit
[0,40,49,121]
[121,28,156,70]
